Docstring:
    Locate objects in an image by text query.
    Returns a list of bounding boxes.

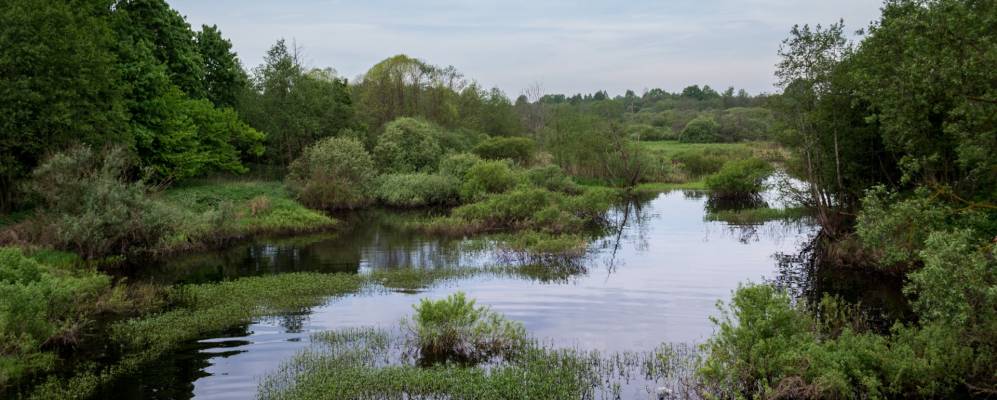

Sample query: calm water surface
[116,189,815,399]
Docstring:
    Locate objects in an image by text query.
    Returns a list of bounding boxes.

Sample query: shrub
[438,127,488,153]
[438,153,483,179]
[704,158,773,197]
[403,292,527,365]
[373,117,443,173]
[459,160,519,202]
[452,187,563,229]
[524,165,580,194]
[855,187,951,268]
[286,137,376,210]
[679,115,722,143]
[374,173,460,208]
[626,123,675,141]
[472,137,537,165]
[0,248,112,388]
[27,146,177,259]
[671,147,754,177]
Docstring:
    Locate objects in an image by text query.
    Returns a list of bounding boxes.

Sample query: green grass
[156,181,337,253]
[635,180,707,193]
[705,207,810,225]
[639,140,785,160]
[258,326,698,400]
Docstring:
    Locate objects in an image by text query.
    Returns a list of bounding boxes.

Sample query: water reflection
[110,189,818,400]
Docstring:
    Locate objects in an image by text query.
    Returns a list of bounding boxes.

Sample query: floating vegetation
[260,325,704,400]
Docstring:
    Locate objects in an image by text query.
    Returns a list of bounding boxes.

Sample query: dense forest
[0,0,994,399]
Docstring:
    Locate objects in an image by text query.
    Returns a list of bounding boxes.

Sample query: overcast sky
[170,0,883,97]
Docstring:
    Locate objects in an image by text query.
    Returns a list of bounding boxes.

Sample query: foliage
[524,165,580,194]
[373,117,444,173]
[286,137,376,210]
[459,160,519,202]
[704,158,774,198]
[472,137,537,165]
[679,115,721,143]
[373,173,460,208]
[27,146,177,259]
[447,187,615,234]
[699,284,979,399]
[855,187,952,268]
[240,40,355,165]
[163,180,336,246]
[195,24,246,108]
[437,153,483,179]
[404,292,527,365]
[0,0,127,210]
[0,247,112,391]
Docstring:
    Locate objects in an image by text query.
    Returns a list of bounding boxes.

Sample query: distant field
[639,140,785,160]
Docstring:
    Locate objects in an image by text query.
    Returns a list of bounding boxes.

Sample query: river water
[112,189,815,399]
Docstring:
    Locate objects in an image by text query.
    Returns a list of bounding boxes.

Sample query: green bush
[704,158,773,197]
[472,137,537,165]
[524,165,580,194]
[373,117,444,173]
[438,127,488,153]
[403,292,527,364]
[459,160,519,202]
[679,115,722,143]
[699,282,987,399]
[0,247,112,389]
[286,137,376,210]
[855,187,951,268]
[450,187,615,233]
[671,147,754,177]
[438,153,483,179]
[27,146,177,259]
[374,173,460,208]
[626,123,675,141]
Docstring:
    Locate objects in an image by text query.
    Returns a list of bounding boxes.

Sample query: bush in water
[404,291,527,365]
[704,158,773,198]
[286,137,376,210]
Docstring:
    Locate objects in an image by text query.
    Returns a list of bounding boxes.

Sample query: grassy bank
[160,180,337,250]
[705,206,810,225]
[636,140,785,193]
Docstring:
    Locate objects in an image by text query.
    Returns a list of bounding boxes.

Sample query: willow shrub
[373,117,443,173]
[403,292,527,365]
[459,160,519,202]
[374,173,460,208]
[451,187,616,234]
[286,137,376,210]
[27,146,177,259]
[438,152,483,179]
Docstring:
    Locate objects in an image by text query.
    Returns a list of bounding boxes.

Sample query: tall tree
[0,0,127,209]
[114,0,205,98]
[196,24,247,108]
[241,40,355,165]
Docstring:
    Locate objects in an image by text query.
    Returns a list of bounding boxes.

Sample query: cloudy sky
[170,0,883,97]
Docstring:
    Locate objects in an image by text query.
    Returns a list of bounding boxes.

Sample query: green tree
[241,40,355,165]
[196,24,247,108]
[373,118,444,173]
[114,0,205,98]
[0,0,127,210]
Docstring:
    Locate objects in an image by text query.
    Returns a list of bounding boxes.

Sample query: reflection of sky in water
[142,190,815,400]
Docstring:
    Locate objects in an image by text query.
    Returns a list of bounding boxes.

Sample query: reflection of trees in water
[768,232,913,333]
[594,195,656,273]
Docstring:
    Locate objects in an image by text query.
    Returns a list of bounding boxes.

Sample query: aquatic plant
[703,158,773,198]
[403,292,527,365]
